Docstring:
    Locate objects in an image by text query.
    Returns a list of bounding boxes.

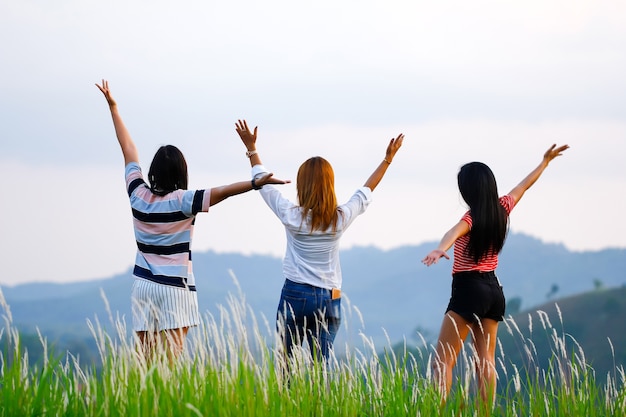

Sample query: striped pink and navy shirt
[452,195,515,273]
[125,162,211,291]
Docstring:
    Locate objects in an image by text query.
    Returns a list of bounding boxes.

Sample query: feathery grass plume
[0,288,13,325]
[416,330,429,354]
[512,363,521,393]
[497,337,508,379]
[509,314,525,339]
[3,279,626,415]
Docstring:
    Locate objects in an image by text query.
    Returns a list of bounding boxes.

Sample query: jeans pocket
[279,294,307,322]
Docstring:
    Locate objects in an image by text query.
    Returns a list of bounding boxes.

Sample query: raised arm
[95,80,139,166]
[363,134,404,191]
[508,144,569,204]
[235,119,263,167]
[422,220,470,266]
[215,119,289,205]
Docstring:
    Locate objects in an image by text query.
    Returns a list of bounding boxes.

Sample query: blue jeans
[276,279,341,361]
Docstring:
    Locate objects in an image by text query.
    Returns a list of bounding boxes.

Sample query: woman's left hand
[422,249,449,266]
[384,133,404,163]
[235,119,257,151]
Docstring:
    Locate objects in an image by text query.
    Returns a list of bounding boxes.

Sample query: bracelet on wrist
[246,149,258,158]
[383,158,392,164]
[251,178,262,190]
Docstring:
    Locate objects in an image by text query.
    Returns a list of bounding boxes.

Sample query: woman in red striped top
[422,144,569,410]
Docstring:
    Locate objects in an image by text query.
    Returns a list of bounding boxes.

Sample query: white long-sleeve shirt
[252,164,372,290]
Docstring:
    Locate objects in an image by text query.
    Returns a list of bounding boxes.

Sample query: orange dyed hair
[296,157,339,233]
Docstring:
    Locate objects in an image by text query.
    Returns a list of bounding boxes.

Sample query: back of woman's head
[457,162,508,262]
[148,145,189,196]
[296,157,339,232]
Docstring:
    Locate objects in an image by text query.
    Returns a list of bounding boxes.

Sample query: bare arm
[215,120,290,205]
[363,134,404,191]
[508,144,569,204]
[235,120,263,167]
[422,220,470,266]
[208,172,287,206]
[95,80,139,166]
[234,119,292,183]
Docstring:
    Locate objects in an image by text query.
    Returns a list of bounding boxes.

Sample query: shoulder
[258,185,299,218]
[499,195,516,213]
[125,162,143,180]
[461,210,472,225]
[125,162,146,195]
[350,186,373,202]
[341,187,372,208]
[337,187,372,220]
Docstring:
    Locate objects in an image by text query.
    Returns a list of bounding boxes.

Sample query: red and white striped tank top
[452,195,515,273]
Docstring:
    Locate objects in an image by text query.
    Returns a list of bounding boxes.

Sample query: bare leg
[433,311,472,401]
[136,327,189,363]
[471,318,499,414]
[161,327,190,362]
[136,330,157,361]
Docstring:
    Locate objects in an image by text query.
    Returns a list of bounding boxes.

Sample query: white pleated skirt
[131,278,200,332]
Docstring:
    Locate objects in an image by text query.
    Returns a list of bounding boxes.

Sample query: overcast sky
[1,0,625,287]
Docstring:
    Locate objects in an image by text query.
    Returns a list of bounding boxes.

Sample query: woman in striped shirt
[96,80,286,361]
[422,144,569,409]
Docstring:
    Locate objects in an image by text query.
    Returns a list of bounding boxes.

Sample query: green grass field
[1,290,625,417]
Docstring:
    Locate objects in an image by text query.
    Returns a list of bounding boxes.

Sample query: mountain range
[1,232,625,359]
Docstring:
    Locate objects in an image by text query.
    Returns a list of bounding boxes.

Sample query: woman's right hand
[95,79,117,107]
[422,249,450,266]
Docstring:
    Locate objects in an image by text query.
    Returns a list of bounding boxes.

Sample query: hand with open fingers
[235,119,257,150]
[422,249,450,267]
[255,172,291,187]
[95,79,116,107]
[385,134,404,163]
[543,144,569,163]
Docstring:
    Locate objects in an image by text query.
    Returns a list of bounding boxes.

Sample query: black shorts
[445,271,505,322]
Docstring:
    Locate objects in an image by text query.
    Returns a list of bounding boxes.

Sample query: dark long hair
[458,162,508,263]
[147,145,188,196]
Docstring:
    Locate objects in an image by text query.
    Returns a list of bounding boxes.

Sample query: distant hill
[387,285,626,385]
[497,285,626,380]
[0,233,624,364]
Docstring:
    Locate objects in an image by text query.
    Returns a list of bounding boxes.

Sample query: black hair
[147,145,188,196]
[457,162,509,263]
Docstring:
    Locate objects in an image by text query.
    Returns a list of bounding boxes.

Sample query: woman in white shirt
[235,120,403,362]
